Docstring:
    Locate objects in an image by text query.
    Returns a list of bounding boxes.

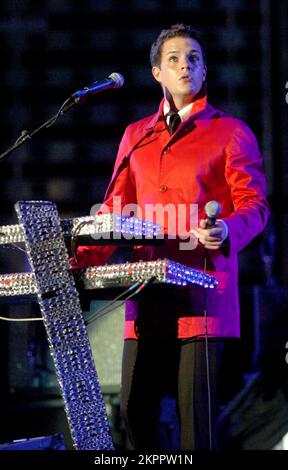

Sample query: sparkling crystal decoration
[0,259,218,296]
[0,213,160,245]
[84,259,218,289]
[15,201,114,450]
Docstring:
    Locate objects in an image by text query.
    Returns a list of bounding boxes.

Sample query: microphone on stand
[204,200,222,227]
[73,72,124,99]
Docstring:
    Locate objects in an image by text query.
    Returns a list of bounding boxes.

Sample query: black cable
[85,276,156,325]
[85,280,142,325]
[203,250,213,450]
[45,95,75,128]
[70,219,94,263]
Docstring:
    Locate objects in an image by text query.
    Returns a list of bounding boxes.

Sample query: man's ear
[152,66,161,83]
[203,65,207,82]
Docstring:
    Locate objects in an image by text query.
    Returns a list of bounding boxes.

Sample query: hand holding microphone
[191,200,228,250]
[204,200,222,227]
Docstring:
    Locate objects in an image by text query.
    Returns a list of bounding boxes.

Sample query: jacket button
[159,184,168,192]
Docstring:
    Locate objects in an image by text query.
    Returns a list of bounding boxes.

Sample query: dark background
[0,0,287,450]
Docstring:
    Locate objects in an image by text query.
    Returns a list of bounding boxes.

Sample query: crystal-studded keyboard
[0,213,160,245]
[0,258,218,297]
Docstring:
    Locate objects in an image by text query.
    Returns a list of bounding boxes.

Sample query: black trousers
[120,337,224,450]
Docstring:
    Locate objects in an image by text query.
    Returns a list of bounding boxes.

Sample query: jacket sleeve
[223,122,270,254]
[72,126,137,268]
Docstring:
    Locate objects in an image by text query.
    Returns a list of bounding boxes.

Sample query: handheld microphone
[73,72,124,99]
[204,200,221,227]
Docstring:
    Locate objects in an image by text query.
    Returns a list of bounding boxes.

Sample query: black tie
[167,112,181,135]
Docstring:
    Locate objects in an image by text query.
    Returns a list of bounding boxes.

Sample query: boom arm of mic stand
[0,94,83,162]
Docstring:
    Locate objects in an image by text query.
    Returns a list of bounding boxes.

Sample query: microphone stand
[0,94,85,162]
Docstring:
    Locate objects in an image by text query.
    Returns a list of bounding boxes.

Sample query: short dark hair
[150,23,206,68]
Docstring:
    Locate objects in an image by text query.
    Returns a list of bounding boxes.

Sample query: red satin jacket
[75,96,269,339]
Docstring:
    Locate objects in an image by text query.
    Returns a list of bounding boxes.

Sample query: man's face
[152,36,207,108]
